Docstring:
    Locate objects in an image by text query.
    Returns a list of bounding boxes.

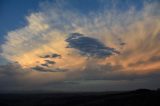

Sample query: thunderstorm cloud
[0,0,160,92]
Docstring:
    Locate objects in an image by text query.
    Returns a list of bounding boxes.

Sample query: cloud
[51,53,61,58]
[66,33,120,58]
[32,65,68,72]
[1,1,160,75]
[0,63,26,76]
[45,60,56,64]
[41,63,49,67]
[39,53,61,58]
[0,0,160,91]
[0,61,160,92]
[0,55,9,65]
[39,54,50,58]
[40,60,56,67]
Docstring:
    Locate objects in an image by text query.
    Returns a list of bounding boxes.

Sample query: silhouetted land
[0,89,160,106]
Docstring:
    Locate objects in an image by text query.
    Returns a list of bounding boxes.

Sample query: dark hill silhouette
[130,88,152,93]
[0,89,160,106]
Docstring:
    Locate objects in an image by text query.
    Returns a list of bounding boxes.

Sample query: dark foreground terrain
[0,89,160,106]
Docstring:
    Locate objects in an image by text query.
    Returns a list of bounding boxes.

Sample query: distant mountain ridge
[0,89,160,106]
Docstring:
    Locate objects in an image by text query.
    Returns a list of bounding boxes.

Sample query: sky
[0,0,160,92]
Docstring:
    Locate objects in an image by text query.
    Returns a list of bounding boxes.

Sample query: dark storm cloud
[32,66,48,72]
[39,53,61,59]
[120,42,126,46]
[51,54,61,58]
[45,60,56,64]
[40,60,56,67]
[66,33,119,58]
[32,66,68,72]
[41,63,49,67]
[40,54,50,58]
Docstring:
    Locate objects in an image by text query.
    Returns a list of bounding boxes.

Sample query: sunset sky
[0,0,160,92]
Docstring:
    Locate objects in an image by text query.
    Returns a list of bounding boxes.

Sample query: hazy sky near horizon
[0,0,160,92]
